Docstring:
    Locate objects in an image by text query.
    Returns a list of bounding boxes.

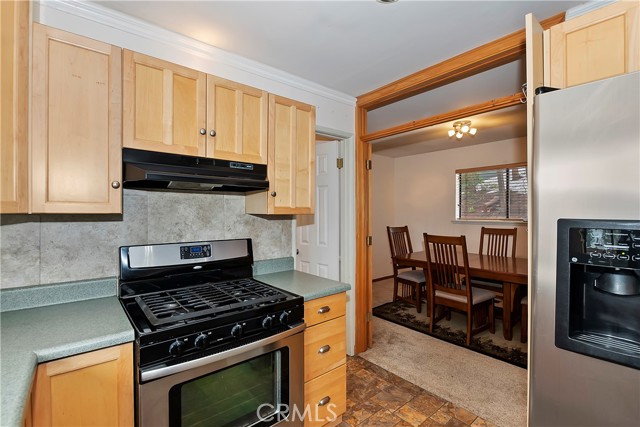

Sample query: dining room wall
[393,137,528,258]
[370,136,528,280]
[372,154,397,280]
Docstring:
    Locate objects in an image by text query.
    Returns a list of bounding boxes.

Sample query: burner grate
[136,279,288,326]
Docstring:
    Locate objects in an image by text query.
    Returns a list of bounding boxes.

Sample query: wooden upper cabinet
[123,50,207,156]
[32,343,134,426]
[207,75,268,164]
[31,24,122,214]
[1,0,29,214]
[246,94,315,215]
[548,1,640,88]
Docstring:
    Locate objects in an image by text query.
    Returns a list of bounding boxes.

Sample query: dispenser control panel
[569,226,640,268]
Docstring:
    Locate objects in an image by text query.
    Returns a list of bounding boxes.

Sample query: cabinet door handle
[209,130,216,137]
[111,181,121,189]
[317,306,331,314]
[199,128,206,135]
[318,345,331,354]
[270,191,277,197]
[318,396,331,407]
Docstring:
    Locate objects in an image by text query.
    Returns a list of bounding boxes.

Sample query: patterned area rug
[373,301,527,369]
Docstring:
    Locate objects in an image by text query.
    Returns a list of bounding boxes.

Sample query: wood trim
[354,105,370,353]
[361,92,522,143]
[455,161,527,174]
[373,275,393,282]
[357,12,565,110]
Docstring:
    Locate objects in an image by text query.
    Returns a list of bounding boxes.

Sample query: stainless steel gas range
[118,238,305,427]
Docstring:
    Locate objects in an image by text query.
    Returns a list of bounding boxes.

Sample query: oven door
[138,324,304,427]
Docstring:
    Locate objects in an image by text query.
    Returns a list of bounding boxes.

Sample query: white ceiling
[93,0,583,156]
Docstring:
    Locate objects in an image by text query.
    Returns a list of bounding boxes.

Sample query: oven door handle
[141,323,306,382]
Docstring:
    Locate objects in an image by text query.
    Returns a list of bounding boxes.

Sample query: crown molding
[38,0,356,107]
[565,0,617,20]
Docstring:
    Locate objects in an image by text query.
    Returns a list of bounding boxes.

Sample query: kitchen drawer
[303,364,346,427]
[304,316,346,381]
[304,293,346,327]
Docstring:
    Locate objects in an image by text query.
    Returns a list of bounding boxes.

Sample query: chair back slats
[424,234,470,298]
[387,226,413,258]
[479,227,517,258]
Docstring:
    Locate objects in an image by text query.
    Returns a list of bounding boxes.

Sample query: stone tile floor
[339,356,497,427]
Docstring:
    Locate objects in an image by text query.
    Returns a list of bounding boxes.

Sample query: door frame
[295,126,356,355]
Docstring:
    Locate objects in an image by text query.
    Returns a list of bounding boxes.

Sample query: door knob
[111,181,121,189]
[209,130,216,137]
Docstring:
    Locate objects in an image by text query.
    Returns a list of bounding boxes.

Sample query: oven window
[170,349,290,427]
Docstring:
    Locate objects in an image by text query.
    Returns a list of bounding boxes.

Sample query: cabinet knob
[271,191,277,197]
[199,128,206,135]
[209,130,216,137]
[318,396,331,407]
[318,345,331,354]
[317,306,331,314]
[111,181,121,189]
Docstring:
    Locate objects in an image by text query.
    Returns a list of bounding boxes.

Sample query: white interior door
[296,140,340,280]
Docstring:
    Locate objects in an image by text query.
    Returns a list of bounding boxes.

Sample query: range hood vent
[122,148,268,193]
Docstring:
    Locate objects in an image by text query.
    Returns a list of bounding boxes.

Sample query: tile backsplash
[0,190,292,289]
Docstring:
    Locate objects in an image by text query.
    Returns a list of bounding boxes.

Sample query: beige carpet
[362,280,528,427]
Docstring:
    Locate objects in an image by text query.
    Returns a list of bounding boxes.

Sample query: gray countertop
[0,269,348,426]
[256,270,351,300]
[0,297,134,427]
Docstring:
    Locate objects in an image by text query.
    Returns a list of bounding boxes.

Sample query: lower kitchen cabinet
[304,293,347,427]
[31,343,133,426]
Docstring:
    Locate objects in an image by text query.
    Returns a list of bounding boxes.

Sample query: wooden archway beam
[357,12,564,111]
[362,92,522,143]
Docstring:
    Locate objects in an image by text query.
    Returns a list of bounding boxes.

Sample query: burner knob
[194,334,209,349]
[168,340,186,357]
[262,316,273,330]
[279,311,290,325]
[231,324,243,339]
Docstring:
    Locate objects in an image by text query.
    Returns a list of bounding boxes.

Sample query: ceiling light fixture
[376,0,399,3]
[448,120,477,140]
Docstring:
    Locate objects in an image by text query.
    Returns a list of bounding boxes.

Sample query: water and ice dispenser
[555,219,640,370]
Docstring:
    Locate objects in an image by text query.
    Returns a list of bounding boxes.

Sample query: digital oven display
[180,244,211,260]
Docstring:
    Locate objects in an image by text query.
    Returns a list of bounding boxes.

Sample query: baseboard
[373,275,393,282]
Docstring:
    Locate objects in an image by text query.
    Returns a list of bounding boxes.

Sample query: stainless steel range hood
[122,148,269,193]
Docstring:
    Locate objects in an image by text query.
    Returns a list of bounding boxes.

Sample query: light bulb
[461,124,470,133]
[448,129,455,138]
[456,132,463,139]
[469,128,477,136]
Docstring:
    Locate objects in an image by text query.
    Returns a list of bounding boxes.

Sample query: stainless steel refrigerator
[530,71,640,426]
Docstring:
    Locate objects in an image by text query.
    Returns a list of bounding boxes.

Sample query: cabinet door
[549,2,640,88]
[31,24,122,214]
[207,76,268,164]
[1,0,29,213]
[32,343,134,426]
[267,94,315,214]
[123,50,206,156]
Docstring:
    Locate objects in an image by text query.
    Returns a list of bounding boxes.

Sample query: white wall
[371,154,397,279]
[372,137,528,266]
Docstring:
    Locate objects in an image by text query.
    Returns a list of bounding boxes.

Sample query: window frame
[455,162,528,223]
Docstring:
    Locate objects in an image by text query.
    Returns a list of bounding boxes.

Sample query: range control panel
[569,227,640,268]
[180,244,212,260]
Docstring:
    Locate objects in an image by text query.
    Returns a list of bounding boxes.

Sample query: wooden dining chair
[387,226,427,313]
[423,233,496,345]
[474,227,518,303]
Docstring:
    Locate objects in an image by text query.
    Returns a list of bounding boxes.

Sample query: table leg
[502,282,513,341]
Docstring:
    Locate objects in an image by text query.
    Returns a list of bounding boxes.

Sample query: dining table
[393,251,528,341]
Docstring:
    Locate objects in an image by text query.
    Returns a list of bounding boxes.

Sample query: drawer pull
[317,306,331,314]
[318,396,331,407]
[318,345,331,354]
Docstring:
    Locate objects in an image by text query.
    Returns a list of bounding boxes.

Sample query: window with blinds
[456,163,528,221]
